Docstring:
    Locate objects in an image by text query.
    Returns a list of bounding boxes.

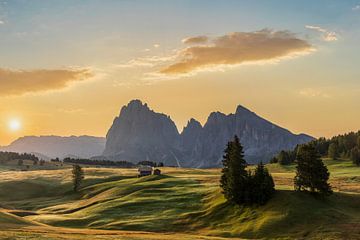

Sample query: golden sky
[0,1,359,145]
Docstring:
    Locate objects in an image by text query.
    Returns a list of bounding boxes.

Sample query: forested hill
[271,131,360,165]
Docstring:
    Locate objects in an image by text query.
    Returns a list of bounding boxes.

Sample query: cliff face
[103,100,314,167]
[182,106,313,168]
[103,100,181,166]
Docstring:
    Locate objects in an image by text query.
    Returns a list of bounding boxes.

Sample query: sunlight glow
[8,119,22,132]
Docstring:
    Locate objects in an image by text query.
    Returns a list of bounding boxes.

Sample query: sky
[0,0,359,145]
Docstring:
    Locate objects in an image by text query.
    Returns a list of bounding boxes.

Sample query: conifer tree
[350,147,360,166]
[328,142,339,160]
[294,145,332,196]
[72,165,84,192]
[251,162,275,205]
[220,135,249,204]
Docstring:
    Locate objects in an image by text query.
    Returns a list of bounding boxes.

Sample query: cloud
[182,36,209,44]
[0,20,4,25]
[0,68,93,96]
[160,29,313,75]
[305,25,338,42]
[115,55,177,68]
[153,44,160,48]
[57,108,85,114]
[299,88,331,98]
[353,5,360,11]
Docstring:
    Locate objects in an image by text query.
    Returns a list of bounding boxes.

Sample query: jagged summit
[103,100,314,167]
[235,104,254,115]
[120,99,150,115]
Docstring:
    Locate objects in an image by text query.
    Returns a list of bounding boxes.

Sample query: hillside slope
[0,160,359,239]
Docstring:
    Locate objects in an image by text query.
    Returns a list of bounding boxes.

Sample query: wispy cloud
[305,25,338,42]
[182,36,209,44]
[0,68,93,96]
[352,5,360,11]
[160,29,313,75]
[115,55,177,69]
[57,108,85,114]
[299,88,331,98]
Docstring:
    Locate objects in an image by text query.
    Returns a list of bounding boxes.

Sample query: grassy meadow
[0,159,360,239]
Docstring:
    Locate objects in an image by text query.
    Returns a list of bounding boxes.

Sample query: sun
[8,119,22,132]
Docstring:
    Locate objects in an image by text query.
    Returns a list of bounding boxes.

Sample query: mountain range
[0,135,106,160]
[1,100,313,167]
[103,100,314,167]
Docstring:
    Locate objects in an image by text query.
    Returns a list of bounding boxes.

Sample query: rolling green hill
[0,159,360,239]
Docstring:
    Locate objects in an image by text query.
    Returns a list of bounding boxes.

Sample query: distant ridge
[103,100,314,167]
[0,135,106,159]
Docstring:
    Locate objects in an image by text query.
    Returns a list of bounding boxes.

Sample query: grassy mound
[0,210,36,227]
[0,161,360,239]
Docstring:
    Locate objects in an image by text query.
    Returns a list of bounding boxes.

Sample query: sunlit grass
[0,159,360,239]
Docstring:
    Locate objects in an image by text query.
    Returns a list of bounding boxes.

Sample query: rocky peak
[120,99,150,116]
[183,118,202,132]
[206,111,227,126]
[235,104,253,115]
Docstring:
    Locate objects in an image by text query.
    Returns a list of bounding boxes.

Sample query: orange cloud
[161,29,313,74]
[0,68,93,96]
[182,35,209,44]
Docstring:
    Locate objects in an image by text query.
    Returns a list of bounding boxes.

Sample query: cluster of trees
[0,151,39,164]
[270,150,296,165]
[221,136,333,206]
[220,136,275,205]
[270,131,360,166]
[137,161,164,167]
[63,157,165,168]
[63,158,135,168]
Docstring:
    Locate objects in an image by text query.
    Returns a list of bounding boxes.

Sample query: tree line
[0,151,39,164]
[63,157,164,168]
[270,131,360,166]
[221,135,332,206]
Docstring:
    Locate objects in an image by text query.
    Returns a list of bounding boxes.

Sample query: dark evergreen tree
[72,165,84,192]
[17,159,23,166]
[294,145,332,196]
[328,142,339,160]
[251,162,275,205]
[278,151,292,165]
[269,156,278,164]
[220,135,249,204]
[350,147,360,166]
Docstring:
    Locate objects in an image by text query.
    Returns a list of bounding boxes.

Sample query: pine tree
[72,165,84,192]
[294,145,332,196]
[278,151,292,165]
[251,162,275,205]
[220,135,249,204]
[350,147,360,166]
[328,142,339,160]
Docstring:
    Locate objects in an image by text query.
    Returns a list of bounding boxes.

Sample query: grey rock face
[183,105,313,168]
[1,135,106,159]
[104,100,314,167]
[103,100,181,166]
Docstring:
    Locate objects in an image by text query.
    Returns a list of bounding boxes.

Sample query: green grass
[0,160,360,239]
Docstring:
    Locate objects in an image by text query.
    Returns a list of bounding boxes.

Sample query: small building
[138,165,153,177]
[153,169,161,175]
